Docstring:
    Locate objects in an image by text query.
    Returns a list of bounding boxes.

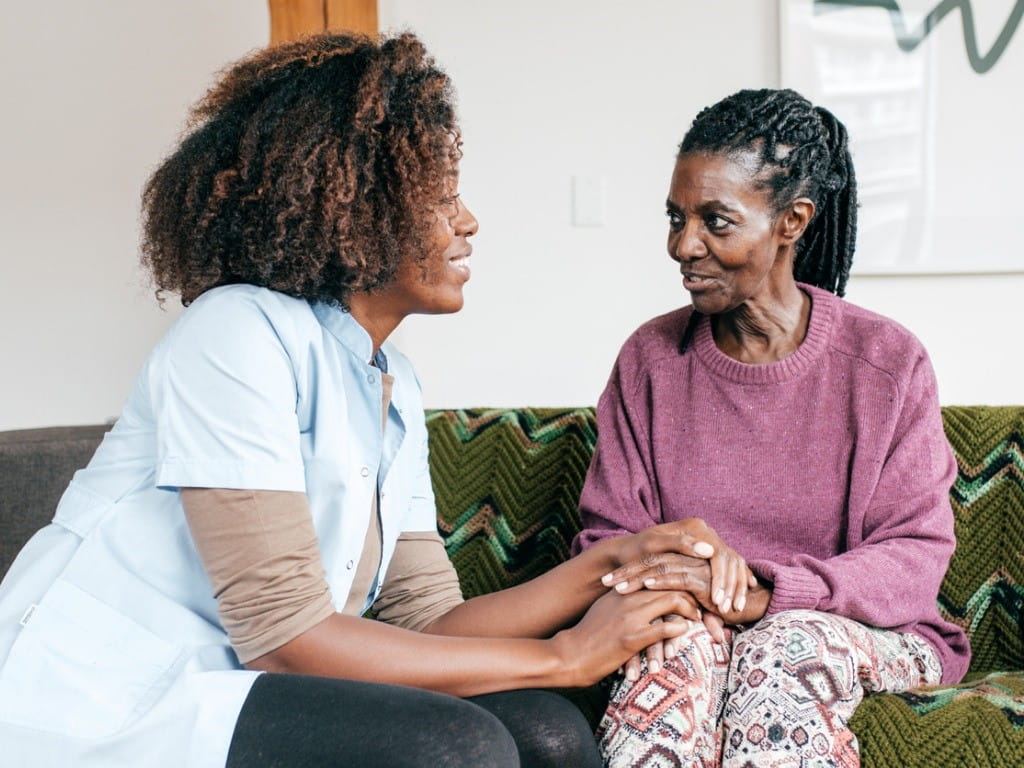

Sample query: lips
[449,249,472,280]
[682,271,717,290]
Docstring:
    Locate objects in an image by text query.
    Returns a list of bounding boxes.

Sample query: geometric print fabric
[596,610,940,768]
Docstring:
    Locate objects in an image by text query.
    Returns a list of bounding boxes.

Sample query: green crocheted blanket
[426,405,1024,767]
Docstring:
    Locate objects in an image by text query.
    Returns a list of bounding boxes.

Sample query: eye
[666,209,684,231]
[705,213,731,231]
[438,194,460,218]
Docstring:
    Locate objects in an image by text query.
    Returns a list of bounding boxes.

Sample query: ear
[778,197,815,244]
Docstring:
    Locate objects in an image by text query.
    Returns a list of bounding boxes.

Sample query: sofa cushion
[940,407,1024,676]
[425,406,1024,741]
[427,408,597,597]
[850,671,1024,766]
[425,407,1024,662]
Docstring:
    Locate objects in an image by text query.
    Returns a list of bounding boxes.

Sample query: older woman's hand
[602,518,757,616]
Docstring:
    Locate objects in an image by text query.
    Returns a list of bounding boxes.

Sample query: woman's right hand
[553,588,701,688]
[601,518,757,616]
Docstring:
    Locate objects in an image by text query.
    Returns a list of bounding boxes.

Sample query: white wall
[0,1,268,430]
[1,1,1019,432]
[382,0,1023,408]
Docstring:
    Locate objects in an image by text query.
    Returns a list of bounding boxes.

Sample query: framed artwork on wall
[779,0,1024,274]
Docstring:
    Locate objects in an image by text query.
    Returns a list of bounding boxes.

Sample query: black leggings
[226,673,602,768]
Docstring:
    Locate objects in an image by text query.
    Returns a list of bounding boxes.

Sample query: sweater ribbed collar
[692,282,837,385]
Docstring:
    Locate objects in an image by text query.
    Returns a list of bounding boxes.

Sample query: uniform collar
[311,301,389,371]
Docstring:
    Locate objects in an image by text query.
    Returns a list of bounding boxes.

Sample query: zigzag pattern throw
[426,405,1024,766]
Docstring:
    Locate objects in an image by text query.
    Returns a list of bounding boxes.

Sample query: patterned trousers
[597,610,942,768]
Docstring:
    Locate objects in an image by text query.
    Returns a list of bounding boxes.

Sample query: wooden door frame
[268,0,377,45]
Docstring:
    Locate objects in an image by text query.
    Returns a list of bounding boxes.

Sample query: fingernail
[736,595,746,612]
[626,669,638,682]
[649,660,660,674]
[694,542,714,557]
[601,573,614,585]
[722,598,732,614]
[615,581,629,593]
[643,578,656,588]
[714,589,724,604]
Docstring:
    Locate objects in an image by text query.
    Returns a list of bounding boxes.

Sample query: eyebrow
[665,198,742,214]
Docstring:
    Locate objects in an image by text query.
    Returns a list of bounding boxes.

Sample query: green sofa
[426,406,1024,767]
[2,406,1022,765]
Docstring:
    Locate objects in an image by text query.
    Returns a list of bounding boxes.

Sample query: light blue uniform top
[0,285,437,767]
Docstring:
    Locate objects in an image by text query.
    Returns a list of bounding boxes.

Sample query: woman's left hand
[621,614,686,681]
[620,610,733,682]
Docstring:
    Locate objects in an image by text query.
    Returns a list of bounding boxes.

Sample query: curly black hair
[680,88,857,298]
[141,32,460,306]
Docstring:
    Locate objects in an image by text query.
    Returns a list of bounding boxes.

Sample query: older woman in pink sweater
[574,89,969,768]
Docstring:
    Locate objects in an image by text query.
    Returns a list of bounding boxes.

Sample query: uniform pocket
[0,579,181,739]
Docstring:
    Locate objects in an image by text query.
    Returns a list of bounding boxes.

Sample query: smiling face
[387,188,479,316]
[667,151,807,316]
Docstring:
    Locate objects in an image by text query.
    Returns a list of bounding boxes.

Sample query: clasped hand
[602,518,758,681]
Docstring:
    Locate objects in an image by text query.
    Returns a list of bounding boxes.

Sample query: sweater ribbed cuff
[750,561,827,615]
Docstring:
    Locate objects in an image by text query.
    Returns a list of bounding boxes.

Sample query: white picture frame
[779,0,1024,274]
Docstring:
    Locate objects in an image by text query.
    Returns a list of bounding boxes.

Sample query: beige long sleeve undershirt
[181,487,337,663]
[180,372,463,664]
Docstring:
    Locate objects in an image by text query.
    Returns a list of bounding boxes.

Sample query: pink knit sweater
[575,283,970,684]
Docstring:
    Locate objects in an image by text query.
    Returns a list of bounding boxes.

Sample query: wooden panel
[268,0,326,45]
[325,0,378,36]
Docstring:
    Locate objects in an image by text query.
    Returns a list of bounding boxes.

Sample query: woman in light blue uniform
[0,32,737,767]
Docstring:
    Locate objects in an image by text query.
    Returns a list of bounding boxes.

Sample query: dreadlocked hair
[142,32,460,306]
[679,88,857,298]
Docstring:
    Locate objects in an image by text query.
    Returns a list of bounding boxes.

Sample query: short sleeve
[152,289,306,492]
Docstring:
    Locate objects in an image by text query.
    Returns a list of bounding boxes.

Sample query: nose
[669,218,706,264]
[454,198,479,237]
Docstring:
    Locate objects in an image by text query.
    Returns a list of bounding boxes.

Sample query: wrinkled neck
[711,283,810,364]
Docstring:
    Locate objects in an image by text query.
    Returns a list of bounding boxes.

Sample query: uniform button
[346,560,354,569]
[360,466,369,477]
[367,373,376,384]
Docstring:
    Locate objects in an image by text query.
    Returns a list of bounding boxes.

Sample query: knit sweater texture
[574,283,970,684]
